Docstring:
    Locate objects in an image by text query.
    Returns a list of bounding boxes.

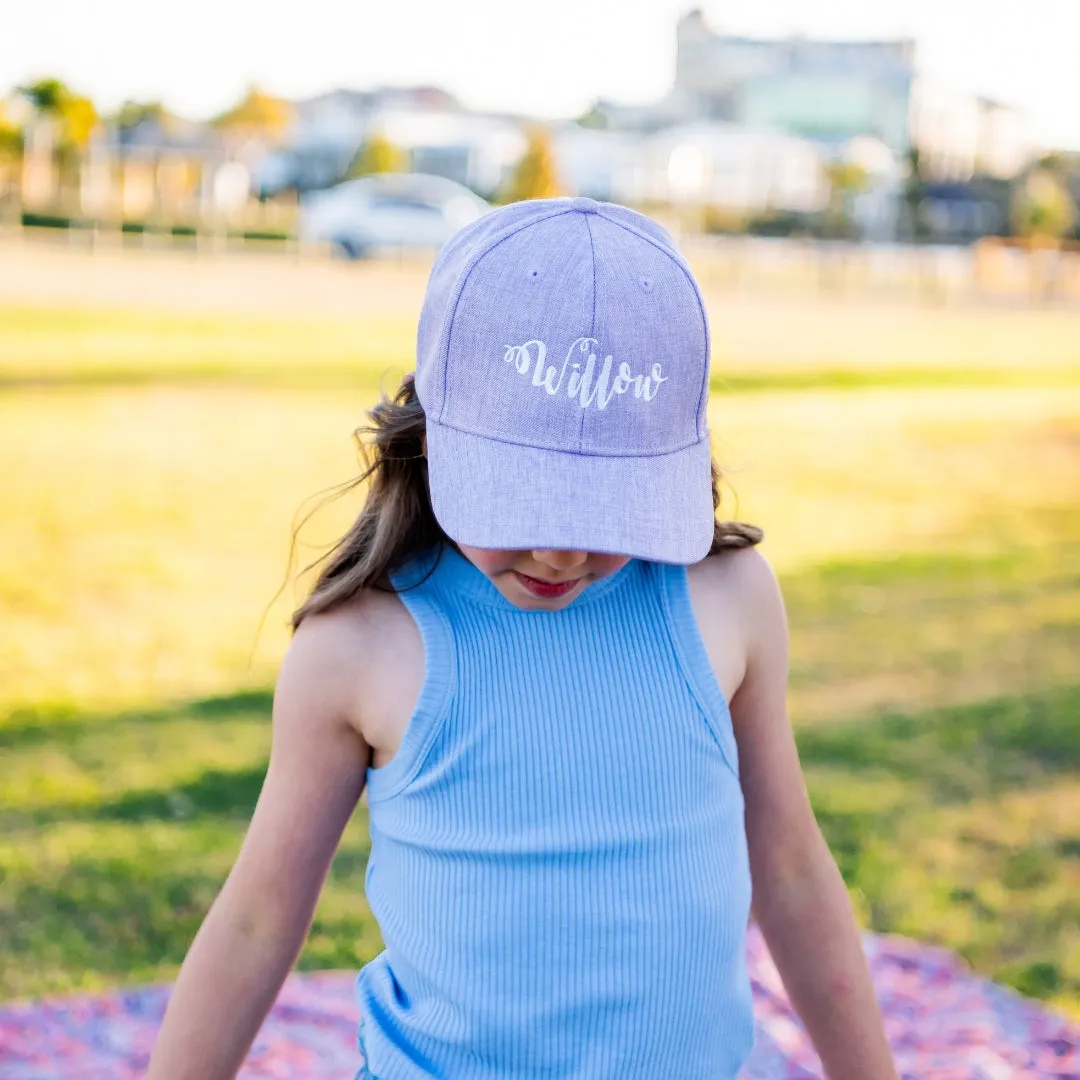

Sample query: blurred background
[1,0,1078,1024]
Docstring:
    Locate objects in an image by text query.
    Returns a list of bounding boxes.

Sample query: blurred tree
[113,100,174,134]
[17,78,99,192]
[504,126,560,203]
[576,103,609,130]
[19,78,67,114]
[18,77,99,150]
[345,134,406,178]
[0,103,24,162]
[1011,167,1078,301]
[903,147,929,241]
[1035,151,1069,175]
[212,86,293,143]
[821,160,868,240]
[61,96,98,149]
[1011,168,1077,242]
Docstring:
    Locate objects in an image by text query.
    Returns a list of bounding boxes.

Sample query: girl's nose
[530,549,589,574]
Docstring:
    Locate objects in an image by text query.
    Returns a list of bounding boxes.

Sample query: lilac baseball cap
[415,196,714,564]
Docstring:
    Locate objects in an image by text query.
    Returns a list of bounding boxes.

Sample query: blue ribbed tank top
[356,545,754,1079]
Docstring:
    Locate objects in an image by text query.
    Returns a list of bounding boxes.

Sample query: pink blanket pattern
[1,926,1077,1079]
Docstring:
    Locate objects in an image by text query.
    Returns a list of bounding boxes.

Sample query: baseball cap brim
[424,416,715,565]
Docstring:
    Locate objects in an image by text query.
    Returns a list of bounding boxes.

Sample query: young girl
[148,197,898,1079]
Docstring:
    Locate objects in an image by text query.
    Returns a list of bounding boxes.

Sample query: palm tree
[19,78,98,152]
[17,77,99,204]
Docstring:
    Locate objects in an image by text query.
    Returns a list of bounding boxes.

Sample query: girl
[148,197,898,1079]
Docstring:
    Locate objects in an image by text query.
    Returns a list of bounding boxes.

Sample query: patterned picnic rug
[2,926,1077,1079]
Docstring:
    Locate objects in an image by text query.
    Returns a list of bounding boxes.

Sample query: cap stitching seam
[430,416,707,459]
[439,207,578,422]
[579,214,598,453]
[592,211,711,439]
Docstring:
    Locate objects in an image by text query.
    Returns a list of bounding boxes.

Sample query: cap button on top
[570,197,599,214]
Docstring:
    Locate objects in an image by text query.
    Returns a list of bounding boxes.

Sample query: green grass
[784,533,1080,723]
[0,304,413,389]
[0,688,378,998]
[1,295,1078,1016]
[2,552,1077,1006]
[799,685,1080,1008]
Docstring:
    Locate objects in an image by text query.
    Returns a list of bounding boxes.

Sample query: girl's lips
[514,572,580,599]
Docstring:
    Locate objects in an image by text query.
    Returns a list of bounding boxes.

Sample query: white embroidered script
[503,338,668,410]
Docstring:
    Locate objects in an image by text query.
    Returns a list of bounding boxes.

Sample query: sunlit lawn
[1,296,1078,1017]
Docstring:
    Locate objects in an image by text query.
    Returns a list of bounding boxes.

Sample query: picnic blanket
[2,925,1078,1079]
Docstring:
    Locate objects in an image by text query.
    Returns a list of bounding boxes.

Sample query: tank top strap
[647,560,741,780]
[367,550,458,801]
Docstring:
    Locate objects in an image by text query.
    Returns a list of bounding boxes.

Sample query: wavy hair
[292,375,762,628]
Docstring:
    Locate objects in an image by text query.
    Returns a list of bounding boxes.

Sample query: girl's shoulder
[285,586,425,757]
[686,544,782,614]
[684,547,787,702]
[291,584,420,669]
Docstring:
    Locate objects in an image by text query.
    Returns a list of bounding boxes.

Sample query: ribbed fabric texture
[356,546,754,1079]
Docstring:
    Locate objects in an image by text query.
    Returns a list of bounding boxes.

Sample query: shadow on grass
[782,533,1080,622]
[779,530,1080,725]
[0,683,375,998]
[3,676,1079,1001]
[800,683,1080,1002]
[0,688,274,751]
[64,682,1080,827]
[1,689,274,829]
[0,814,377,999]
[91,764,268,823]
[798,683,1080,802]
[0,853,229,983]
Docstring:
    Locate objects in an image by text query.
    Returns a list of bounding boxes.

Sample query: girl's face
[458,546,631,611]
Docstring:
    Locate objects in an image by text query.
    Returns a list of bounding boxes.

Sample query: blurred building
[549,125,642,202]
[255,86,523,200]
[842,135,905,241]
[637,123,827,213]
[910,80,1031,181]
[255,89,396,196]
[99,114,225,220]
[666,9,915,151]
[595,9,1031,189]
[8,9,1038,246]
[373,108,525,198]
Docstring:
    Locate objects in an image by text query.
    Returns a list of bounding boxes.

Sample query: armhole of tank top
[364,573,457,803]
[654,561,741,781]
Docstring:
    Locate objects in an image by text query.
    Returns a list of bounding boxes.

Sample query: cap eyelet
[640,277,653,291]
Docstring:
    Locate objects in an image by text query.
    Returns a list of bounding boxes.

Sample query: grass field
[1,272,1079,1016]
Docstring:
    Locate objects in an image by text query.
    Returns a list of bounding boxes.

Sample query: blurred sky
[3,0,1079,150]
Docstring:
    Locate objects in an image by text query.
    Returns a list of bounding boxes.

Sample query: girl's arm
[147,614,370,1080]
[725,550,899,1080]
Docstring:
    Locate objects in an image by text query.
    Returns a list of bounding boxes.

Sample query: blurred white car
[298,173,492,259]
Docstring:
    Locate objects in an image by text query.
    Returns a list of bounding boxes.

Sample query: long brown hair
[292,375,762,629]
